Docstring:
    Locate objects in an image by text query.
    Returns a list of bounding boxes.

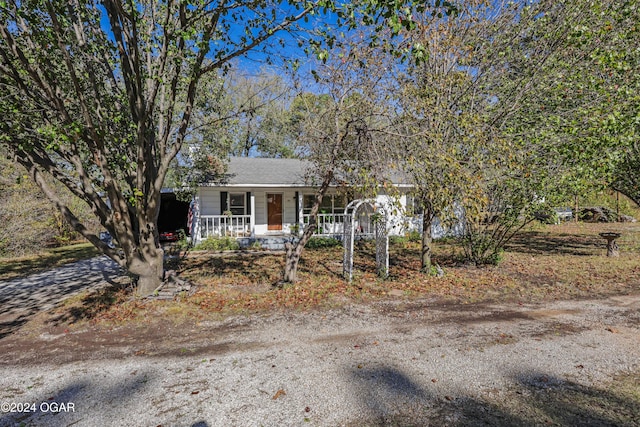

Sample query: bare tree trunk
[282,173,332,283]
[283,241,302,283]
[421,211,434,272]
[129,247,165,296]
[282,213,322,282]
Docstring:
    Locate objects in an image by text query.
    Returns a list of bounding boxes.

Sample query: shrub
[407,230,422,242]
[306,236,342,249]
[389,235,408,245]
[461,231,505,265]
[194,236,240,251]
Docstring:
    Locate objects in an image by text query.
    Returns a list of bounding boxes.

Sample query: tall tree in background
[392,0,624,267]
[189,69,298,160]
[590,0,639,207]
[497,0,635,201]
[0,0,427,295]
[453,0,639,261]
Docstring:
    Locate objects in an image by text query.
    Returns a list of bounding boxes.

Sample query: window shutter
[295,191,299,223]
[246,192,251,215]
[220,191,228,213]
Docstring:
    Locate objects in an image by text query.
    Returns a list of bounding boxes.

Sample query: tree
[282,39,397,283]
[0,0,320,295]
[494,0,639,210]
[0,156,101,256]
[0,0,427,295]
[392,0,523,270]
[190,68,298,159]
[596,1,640,206]
[456,0,640,261]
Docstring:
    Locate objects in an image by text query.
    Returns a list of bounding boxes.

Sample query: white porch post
[250,194,256,237]
[297,191,304,234]
[192,193,201,244]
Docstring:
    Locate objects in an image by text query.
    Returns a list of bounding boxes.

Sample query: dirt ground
[1,293,639,426]
[1,222,639,425]
[1,291,639,366]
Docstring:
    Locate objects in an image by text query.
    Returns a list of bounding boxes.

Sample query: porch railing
[301,213,380,236]
[302,213,346,236]
[199,215,252,238]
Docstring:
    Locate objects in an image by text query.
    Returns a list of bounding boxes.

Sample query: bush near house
[194,236,240,251]
[306,236,342,249]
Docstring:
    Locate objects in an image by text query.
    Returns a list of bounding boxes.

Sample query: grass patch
[0,242,100,281]
[485,370,640,426]
[170,222,640,316]
[38,222,640,326]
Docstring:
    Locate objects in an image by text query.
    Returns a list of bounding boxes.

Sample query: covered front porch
[192,188,381,242]
[196,212,376,238]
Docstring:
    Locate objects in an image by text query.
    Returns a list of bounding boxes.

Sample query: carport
[158,192,190,240]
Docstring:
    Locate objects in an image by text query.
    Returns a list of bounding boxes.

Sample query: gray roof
[205,157,411,187]
[210,157,310,187]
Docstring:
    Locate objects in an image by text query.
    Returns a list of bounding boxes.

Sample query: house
[189,157,416,248]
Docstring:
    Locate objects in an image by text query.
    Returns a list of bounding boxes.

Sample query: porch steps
[238,236,300,251]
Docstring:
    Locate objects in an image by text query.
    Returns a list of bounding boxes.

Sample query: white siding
[198,187,220,216]
[196,186,413,237]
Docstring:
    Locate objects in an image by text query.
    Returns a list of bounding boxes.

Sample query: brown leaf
[305,406,311,413]
[605,327,619,333]
[272,389,286,400]
[191,391,199,395]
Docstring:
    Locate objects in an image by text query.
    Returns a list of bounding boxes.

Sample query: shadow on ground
[0,368,156,427]
[346,366,640,426]
[506,231,603,256]
[0,367,214,427]
[0,256,123,339]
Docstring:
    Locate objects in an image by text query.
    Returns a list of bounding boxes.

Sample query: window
[333,195,345,214]
[229,193,246,215]
[303,194,346,215]
[303,194,315,215]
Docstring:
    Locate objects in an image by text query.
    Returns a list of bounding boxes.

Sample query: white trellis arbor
[343,199,389,281]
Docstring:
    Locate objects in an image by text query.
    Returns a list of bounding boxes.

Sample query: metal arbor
[342,199,389,282]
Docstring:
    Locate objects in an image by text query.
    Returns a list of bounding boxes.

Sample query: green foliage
[175,230,191,251]
[388,235,408,245]
[389,232,420,246]
[427,263,444,277]
[289,224,301,236]
[572,190,640,218]
[461,232,505,266]
[0,157,99,257]
[306,236,342,249]
[407,230,421,242]
[534,208,560,225]
[194,236,240,251]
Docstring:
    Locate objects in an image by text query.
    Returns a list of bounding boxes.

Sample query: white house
[189,157,416,247]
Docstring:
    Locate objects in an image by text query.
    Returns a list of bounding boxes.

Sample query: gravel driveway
[1,293,639,426]
[0,256,122,339]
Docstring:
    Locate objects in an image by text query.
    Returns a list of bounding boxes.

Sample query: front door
[267,193,283,231]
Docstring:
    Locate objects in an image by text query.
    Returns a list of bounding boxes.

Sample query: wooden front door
[267,193,283,231]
